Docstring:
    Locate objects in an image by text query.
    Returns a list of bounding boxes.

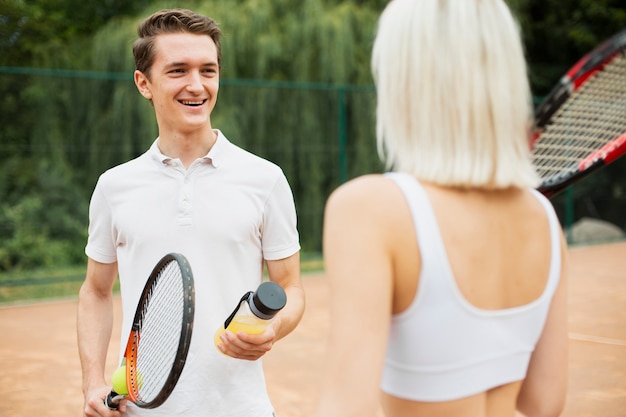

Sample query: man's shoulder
[225,140,282,172]
[96,151,153,184]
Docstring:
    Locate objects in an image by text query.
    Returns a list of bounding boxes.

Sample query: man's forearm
[77,284,115,393]
[273,283,305,341]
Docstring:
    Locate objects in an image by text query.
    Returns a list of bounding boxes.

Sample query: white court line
[569,332,626,347]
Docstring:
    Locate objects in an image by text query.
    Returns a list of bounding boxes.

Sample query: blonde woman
[314,1,568,417]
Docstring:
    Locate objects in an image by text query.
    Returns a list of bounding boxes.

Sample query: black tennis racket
[532,28,626,198]
[105,253,195,410]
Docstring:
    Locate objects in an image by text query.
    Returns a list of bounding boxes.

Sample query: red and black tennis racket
[532,29,626,198]
[105,253,195,410]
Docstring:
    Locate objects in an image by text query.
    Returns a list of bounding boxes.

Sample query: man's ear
[134,70,152,100]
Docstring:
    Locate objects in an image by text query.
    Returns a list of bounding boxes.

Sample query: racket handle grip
[104,391,121,410]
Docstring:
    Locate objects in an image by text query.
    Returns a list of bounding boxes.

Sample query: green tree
[512,0,626,94]
[0,0,159,270]
[1,0,626,269]
[18,0,383,253]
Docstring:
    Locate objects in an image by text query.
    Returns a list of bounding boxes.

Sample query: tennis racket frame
[532,29,626,197]
[105,252,195,410]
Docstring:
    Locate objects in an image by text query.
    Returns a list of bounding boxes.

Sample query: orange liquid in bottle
[214,316,269,348]
[215,282,286,352]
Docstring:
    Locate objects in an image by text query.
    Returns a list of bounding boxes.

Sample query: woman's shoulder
[326,173,407,215]
[329,173,395,198]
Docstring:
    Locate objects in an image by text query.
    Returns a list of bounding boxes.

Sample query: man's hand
[83,385,127,417]
[215,317,281,360]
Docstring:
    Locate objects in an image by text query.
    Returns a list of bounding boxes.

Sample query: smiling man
[77,9,304,417]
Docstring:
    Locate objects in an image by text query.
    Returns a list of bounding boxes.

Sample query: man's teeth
[181,100,204,105]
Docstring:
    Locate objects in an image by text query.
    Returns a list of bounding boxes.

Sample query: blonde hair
[372,0,539,189]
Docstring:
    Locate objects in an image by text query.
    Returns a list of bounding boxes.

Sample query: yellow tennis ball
[111,365,128,395]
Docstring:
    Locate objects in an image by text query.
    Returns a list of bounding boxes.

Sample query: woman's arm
[516,232,569,417]
[314,176,396,417]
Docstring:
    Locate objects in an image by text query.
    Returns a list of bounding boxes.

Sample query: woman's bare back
[384,182,554,417]
[381,381,523,417]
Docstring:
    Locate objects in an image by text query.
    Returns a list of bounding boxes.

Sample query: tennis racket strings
[133,260,187,403]
[532,51,626,179]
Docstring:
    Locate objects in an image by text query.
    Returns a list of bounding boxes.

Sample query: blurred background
[1,0,625,302]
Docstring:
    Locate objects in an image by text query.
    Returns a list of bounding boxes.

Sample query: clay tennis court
[1,241,624,417]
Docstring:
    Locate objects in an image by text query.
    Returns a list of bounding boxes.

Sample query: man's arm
[77,257,123,416]
[266,251,305,341]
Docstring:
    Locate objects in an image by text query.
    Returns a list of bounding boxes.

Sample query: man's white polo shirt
[86,130,300,417]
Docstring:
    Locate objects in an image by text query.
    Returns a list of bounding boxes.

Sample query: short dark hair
[133,9,222,79]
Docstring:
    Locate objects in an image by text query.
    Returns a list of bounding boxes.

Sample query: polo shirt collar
[148,129,228,168]
[206,130,227,168]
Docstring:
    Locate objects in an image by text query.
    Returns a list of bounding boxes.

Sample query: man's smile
[179,99,207,106]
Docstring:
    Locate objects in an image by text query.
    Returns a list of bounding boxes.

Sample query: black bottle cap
[250,281,287,320]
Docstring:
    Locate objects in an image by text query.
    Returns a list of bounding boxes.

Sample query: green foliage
[512,0,626,94]
[0,0,154,272]
[1,0,626,277]
[0,159,87,271]
[1,0,161,62]
[0,0,384,255]
[189,0,379,84]
[0,195,83,271]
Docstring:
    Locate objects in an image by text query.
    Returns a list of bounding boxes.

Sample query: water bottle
[214,281,287,350]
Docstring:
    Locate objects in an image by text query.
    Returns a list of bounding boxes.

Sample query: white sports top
[381,172,562,401]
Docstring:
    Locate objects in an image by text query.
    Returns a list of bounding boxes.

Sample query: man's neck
[157,128,218,168]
